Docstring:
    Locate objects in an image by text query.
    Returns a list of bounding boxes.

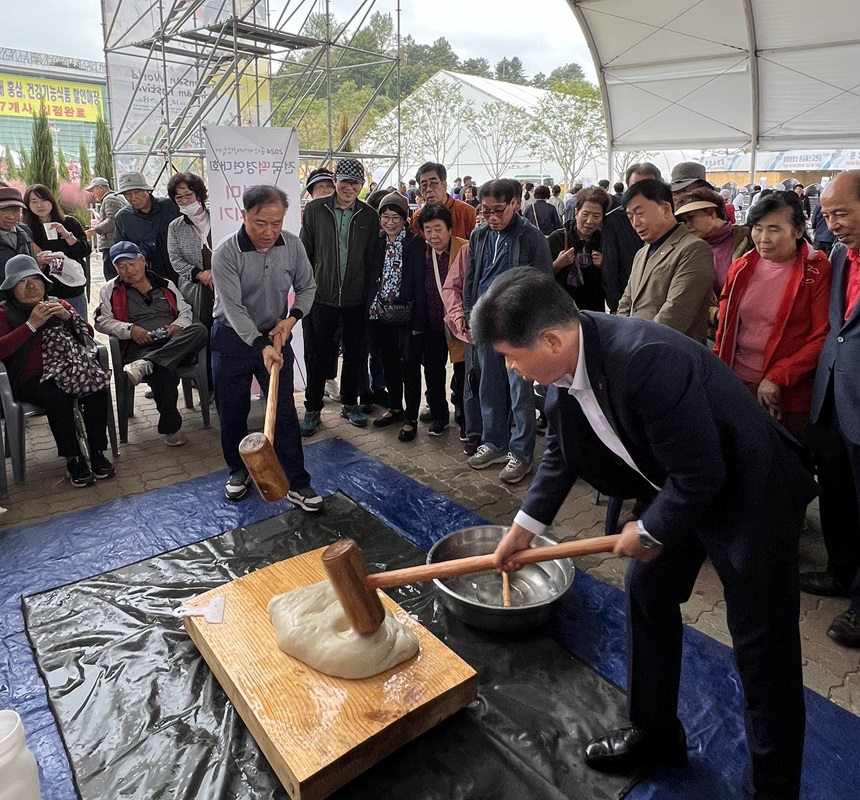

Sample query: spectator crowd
[1,150,859,663]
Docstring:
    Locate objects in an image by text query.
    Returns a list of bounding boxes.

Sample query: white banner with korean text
[204,125,306,389]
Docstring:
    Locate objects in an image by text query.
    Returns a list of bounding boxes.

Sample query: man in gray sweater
[211,185,320,507]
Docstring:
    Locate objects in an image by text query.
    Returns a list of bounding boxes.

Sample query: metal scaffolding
[101,0,399,181]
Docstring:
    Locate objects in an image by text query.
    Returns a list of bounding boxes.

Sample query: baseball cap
[334,158,365,184]
[85,177,110,191]
[109,241,145,265]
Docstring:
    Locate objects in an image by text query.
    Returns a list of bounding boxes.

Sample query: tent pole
[749,141,757,187]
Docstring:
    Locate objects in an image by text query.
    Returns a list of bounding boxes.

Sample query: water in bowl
[443,564,558,608]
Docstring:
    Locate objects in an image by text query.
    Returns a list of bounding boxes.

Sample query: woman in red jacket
[714,191,831,440]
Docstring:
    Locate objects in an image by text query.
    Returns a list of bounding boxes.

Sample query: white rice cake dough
[268,580,419,679]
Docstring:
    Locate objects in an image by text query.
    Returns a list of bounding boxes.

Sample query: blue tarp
[1,438,858,799]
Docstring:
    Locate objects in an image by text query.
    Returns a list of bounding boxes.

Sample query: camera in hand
[150,326,170,340]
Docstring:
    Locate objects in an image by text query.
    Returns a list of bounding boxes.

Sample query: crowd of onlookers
[1,151,860,647]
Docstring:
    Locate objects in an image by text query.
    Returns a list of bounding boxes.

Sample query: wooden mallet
[239,331,291,502]
[321,535,621,635]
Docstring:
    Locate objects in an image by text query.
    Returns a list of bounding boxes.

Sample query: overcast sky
[4,1,595,82]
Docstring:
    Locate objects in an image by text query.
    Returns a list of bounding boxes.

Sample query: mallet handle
[365,535,620,590]
[264,331,284,443]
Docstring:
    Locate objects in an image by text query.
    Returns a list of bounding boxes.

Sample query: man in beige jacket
[617,179,714,343]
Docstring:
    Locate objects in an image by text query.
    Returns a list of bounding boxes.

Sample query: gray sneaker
[300,410,321,437]
[288,485,323,512]
[124,358,153,386]
[499,454,532,485]
[467,444,508,470]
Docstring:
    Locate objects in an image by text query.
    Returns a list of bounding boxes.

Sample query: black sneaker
[225,469,251,501]
[428,419,448,436]
[90,451,116,479]
[287,485,323,512]
[66,455,95,487]
[458,422,468,442]
[419,406,433,423]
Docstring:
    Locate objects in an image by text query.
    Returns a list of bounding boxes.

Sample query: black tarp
[23,492,637,800]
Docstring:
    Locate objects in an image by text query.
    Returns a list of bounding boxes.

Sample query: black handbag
[377,297,413,326]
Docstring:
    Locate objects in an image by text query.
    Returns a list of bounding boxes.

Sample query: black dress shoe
[372,410,404,428]
[799,571,850,597]
[585,724,688,772]
[827,609,860,648]
[398,421,417,442]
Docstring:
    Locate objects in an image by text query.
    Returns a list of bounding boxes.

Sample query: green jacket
[299,194,379,308]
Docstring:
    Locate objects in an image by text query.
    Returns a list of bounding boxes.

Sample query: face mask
[179,201,203,216]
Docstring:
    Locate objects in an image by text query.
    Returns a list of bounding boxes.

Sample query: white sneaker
[324,379,341,402]
[165,431,187,447]
[124,359,153,386]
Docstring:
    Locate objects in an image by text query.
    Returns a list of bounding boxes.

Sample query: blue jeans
[211,321,311,489]
[475,343,535,464]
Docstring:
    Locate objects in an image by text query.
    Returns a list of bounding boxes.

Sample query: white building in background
[362,70,564,186]
[361,70,700,188]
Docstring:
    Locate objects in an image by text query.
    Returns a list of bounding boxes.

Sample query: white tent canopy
[569,0,860,154]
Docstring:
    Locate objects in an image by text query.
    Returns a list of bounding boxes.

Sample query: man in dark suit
[804,170,860,647]
[600,163,662,313]
[472,268,817,799]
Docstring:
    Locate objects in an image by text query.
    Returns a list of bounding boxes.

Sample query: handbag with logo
[377,297,414,326]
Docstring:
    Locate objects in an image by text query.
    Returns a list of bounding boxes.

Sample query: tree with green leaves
[531,72,548,89]
[461,58,492,79]
[29,104,59,196]
[529,82,605,186]
[362,76,474,177]
[78,138,92,187]
[94,111,114,185]
[548,62,587,87]
[494,57,527,85]
[56,143,71,182]
[466,101,531,179]
[400,77,474,166]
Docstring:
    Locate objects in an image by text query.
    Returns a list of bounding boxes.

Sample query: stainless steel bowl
[427,525,575,632]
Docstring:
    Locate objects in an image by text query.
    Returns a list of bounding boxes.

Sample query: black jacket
[300,194,379,308]
[114,195,181,282]
[525,200,562,236]
[599,206,642,313]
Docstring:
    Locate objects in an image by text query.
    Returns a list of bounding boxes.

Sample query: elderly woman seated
[0,254,114,487]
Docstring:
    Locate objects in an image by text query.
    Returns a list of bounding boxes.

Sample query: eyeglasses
[478,203,510,218]
[173,192,196,202]
[380,214,403,223]
[419,179,442,189]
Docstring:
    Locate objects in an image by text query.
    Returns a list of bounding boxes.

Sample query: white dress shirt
[514,329,661,537]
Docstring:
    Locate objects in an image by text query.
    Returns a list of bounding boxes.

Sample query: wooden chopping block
[182,547,478,800]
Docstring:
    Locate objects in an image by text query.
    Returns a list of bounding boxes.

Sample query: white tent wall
[568,0,860,154]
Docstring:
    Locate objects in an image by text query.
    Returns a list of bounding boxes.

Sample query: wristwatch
[636,519,663,550]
